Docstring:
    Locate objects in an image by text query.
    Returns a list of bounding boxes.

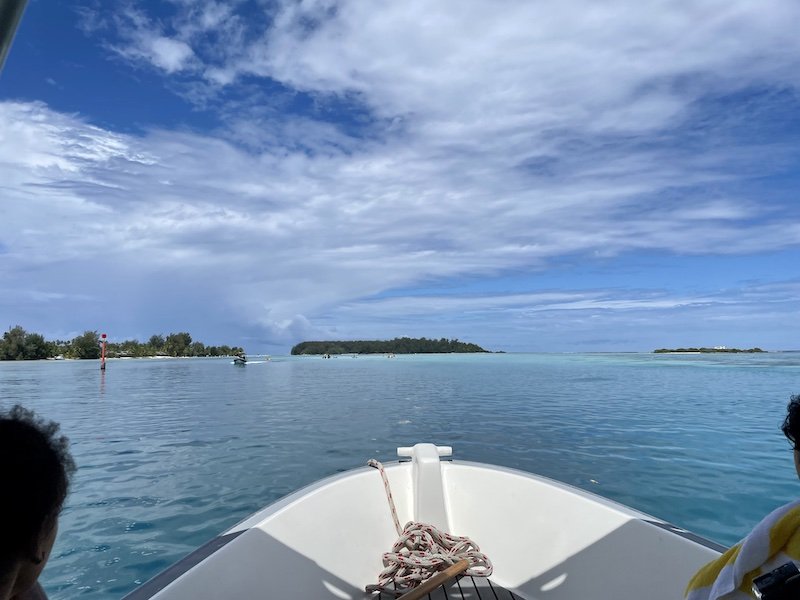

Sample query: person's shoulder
[763,498,800,523]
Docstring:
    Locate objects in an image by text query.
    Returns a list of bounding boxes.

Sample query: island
[291,337,488,355]
[653,347,765,354]
[0,325,244,360]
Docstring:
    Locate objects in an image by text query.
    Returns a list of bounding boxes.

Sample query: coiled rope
[365,459,493,596]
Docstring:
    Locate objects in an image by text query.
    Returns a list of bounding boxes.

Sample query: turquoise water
[1,352,799,598]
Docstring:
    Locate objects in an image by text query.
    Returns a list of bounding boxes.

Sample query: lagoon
[1,352,799,598]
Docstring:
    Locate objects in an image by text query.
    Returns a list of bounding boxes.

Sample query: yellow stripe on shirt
[769,505,800,558]
[685,544,742,594]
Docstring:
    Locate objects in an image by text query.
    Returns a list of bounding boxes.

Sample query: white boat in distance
[123,444,723,599]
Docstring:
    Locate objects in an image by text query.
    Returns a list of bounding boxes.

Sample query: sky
[1,0,799,353]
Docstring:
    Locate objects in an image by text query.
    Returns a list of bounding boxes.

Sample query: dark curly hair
[0,405,76,563]
[781,395,800,450]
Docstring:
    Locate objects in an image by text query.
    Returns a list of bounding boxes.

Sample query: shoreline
[33,355,250,362]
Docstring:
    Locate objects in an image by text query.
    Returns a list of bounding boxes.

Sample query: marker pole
[100,333,107,371]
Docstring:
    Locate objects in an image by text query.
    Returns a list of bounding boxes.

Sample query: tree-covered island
[291,337,488,355]
[653,347,765,353]
[0,326,244,360]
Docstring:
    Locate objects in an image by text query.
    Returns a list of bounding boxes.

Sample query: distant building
[713,345,727,350]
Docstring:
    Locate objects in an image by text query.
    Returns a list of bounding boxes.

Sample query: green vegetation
[291,337,488,355]
[653,347,765,353]
[0,326,243,360]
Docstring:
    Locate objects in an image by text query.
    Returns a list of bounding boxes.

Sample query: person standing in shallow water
[0,405,76,600]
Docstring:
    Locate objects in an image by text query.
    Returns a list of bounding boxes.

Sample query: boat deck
[378,576,524,600]
[123,452,722,600]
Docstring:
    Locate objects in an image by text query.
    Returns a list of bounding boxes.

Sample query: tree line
[291,337,488,355]
[0,326,243,360]
[653,347,764,353]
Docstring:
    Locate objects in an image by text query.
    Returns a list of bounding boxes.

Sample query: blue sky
[1,0,799,353]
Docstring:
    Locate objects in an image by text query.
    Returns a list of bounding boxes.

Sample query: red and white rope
[368,458,404,535]
[366,459,493,596]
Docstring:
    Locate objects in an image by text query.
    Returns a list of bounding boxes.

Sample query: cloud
[105,7,197,74]
[1,95,798,349]
[326,281,800,351]
[243,1,800,128]
[143,36,195,73]
[5,1,800,349]
[89,2,800,126]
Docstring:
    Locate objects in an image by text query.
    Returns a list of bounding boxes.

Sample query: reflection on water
[0,352,798,598]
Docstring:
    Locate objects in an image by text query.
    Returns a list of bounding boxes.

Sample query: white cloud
[245,0,800,133]
[4,1,800,349]
[323,282,800,351]
[146,36,195,73]
[93,1,800,129]
[1,96,798,349]
[106,7,197,74]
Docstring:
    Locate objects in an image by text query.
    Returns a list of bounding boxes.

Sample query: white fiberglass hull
[124,445,722,599]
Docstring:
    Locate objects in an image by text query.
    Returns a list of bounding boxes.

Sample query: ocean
[1,352,799,598]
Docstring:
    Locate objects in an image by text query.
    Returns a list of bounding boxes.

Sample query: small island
[291,337,488,355]
[653,346,765,354]
[0,326,244,360]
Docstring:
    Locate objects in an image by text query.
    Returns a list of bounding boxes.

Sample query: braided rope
[366,459,493,596]
[368,458,403,535]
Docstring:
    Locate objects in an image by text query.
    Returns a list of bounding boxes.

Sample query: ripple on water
[1,353,798,599]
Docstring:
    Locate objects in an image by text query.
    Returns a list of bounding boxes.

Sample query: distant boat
[233,355,247,366]
[123,443,720,600]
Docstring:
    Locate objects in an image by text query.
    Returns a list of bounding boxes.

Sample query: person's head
[781,394,800,479]
[0,405,75,595]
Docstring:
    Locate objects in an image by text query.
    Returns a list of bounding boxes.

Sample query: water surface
[1,352,798,598]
